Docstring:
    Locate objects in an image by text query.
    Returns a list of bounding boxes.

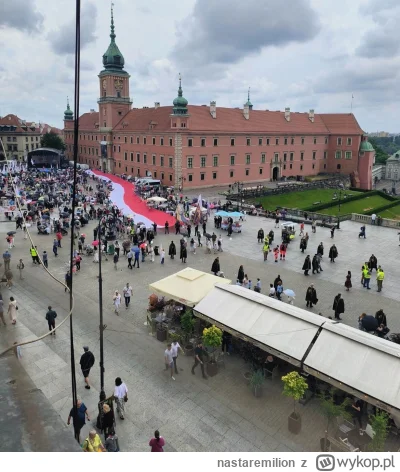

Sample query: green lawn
[256,189,358,210]
[379,205,400,220]
[318,195,390,216]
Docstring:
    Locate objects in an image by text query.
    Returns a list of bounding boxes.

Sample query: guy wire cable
[68,0,82,429]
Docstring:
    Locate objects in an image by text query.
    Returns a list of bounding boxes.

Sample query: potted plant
[368,411,389,452]
[318,390,351,452]
[181,309,195,356]
[202,325,222,377]
[281,371,308,434]
[249,370,264,397]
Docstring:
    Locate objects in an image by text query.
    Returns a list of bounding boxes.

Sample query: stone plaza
[0,207,399,452]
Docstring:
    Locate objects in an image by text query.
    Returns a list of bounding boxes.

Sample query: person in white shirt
[371,213,376,225]
[123,282,132,309]
[171,341,184,375]
[113,377,128,420]
[113,290,121,315]
[269,284,276,297]
[164,344,175,380]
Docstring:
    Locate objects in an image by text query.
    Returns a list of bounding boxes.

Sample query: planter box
[184,343,194,357]
[288,412,302,434]
[207,361,218,377]
[157,329,167,342]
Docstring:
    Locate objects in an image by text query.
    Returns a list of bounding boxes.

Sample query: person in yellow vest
[30,246,39,264]
[363,266,371,289]
[360,262,368,285]
[376,267,385,292]
[262,242,269,261]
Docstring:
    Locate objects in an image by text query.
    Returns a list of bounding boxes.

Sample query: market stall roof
[194,284,323,366]
[149,268,231,307]
[194,284,400,413]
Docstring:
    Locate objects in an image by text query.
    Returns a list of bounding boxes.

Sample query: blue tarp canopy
[215,211,244,218]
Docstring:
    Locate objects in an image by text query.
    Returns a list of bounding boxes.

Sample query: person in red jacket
[56,231,62,248]
[279,243,286,261]
[273,246,279,263]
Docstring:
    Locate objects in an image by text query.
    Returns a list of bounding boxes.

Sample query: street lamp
[98,217,106,402]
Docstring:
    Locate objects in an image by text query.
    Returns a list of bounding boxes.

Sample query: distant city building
[0,114,61,161]
[368,131,390,138]
[64,7,376,190]
[385,150,400,181]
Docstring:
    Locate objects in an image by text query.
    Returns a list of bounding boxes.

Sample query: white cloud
[0,0,399,132]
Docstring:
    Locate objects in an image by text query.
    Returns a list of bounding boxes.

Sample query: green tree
[368,411,389,452]
[40,132,66,151]
[368,138,390,165]
[318,390,352,451]
[281,371,308,416]
[202,325,222,362]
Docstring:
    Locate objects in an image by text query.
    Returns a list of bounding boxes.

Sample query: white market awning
[194,284,400,413]
[149,268,231,307]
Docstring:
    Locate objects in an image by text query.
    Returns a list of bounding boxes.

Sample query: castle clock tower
[98,5,132,172]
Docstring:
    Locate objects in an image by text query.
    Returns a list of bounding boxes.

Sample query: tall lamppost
[337,164,341,229]
[98,216,106,402]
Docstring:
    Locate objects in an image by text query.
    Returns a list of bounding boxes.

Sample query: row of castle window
[71,134,353,147]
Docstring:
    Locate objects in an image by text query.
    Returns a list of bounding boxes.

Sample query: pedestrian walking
[237,265,244,284]
[211,257,220,276]
[113,377,128,420]
[376,267,385,292]
[311,220,316,233]
[75,254,81,271]
[333,293,345,320]
[23,224,28,239]
[113,290,121,314]
[302,255,311,276]
[191,341,208,379]
[52,240,58,257]
[82,430,105,452]
[164,344,175,380]
[171,340,184,374]
[305,284,318,308]
[160,247,165,264]
[123,282,132,309]
[330,226,335,238]
[41,250,48,269]
[363,266,371,289]
[149,430,165,452]
[345,271,352,291]
[101,404,115,441]
[3,250,11,272]
[127,250,133,269]
[0,298,6,326]
[65,270,72,293]
[7,297,17,325]
[113,252,119,270]
[279,243,286,261]
[80,346,95,390]
[329,244,338,262]
[273,245,279,262]
[45,305,57,335]
[67,399,90,443]
[17,259,25,280]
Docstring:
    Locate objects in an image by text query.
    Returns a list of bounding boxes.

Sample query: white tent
[149,268,231,307]
[194,284,400,413]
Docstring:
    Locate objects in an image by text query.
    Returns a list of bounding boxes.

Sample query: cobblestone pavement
[0,202,399,451]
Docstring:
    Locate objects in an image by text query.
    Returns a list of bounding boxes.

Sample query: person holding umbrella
[284,289,296,305]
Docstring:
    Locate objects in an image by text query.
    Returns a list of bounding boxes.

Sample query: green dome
[64,98,73,120]
[360,140,374,152]
[172,75,188,115]
[102,7,125,72]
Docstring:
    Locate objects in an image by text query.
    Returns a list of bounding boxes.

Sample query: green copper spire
[245,87,253,110]
[102,3,125,72]
[173,73,189,115]
[64,96,73,120]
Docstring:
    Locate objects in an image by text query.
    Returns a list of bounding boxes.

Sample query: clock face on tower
[114,78,123,91]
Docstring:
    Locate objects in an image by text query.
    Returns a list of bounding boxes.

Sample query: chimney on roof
[243,103,250,120]
[90,109,95,113]
[285,107,290,122]
[154,102,160,109]
[210,101,216,119]
[309,109,315,123]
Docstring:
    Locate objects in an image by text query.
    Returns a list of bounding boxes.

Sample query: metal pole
[98,218,106,402]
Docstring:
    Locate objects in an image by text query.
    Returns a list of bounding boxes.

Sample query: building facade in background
[0,114,61,161]
[64,9,376,190]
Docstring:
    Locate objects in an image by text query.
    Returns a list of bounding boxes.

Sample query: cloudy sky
[1,0,399,132]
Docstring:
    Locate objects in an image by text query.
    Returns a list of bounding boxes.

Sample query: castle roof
[111,106,364,135]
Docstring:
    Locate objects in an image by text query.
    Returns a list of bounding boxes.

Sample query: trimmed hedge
[303,190,394,212]
[363,201,400,216]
